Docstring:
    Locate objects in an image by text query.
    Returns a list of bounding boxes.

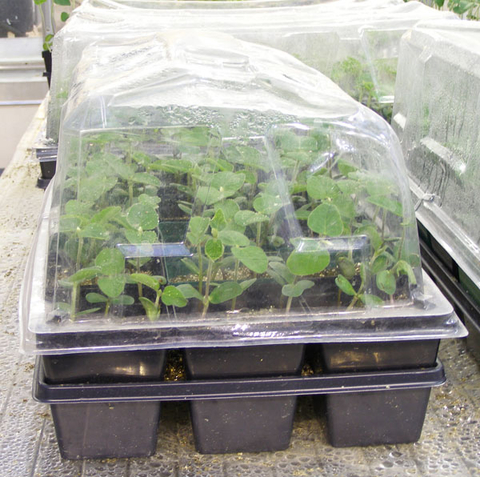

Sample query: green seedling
[53,124,418,322]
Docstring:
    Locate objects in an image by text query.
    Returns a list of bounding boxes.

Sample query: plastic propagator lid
[21,31,466,354]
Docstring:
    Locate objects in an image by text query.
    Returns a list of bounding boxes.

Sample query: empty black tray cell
[326,387,431,447]
[42,350,167,384]
[184,344,305,379]
[43,351,166,459]
[39,159,56,180]
[51,401,161,459]
[190,395,297,454]
[184,344,305,454]
[319,340,440,373]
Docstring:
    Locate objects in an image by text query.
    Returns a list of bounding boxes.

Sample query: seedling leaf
[286,249,330,276]
[282,280,315,298]
[176,284,203,301]
[376,270,396,295]
[161,286,187,307]
[335,275,356,296]
[66,267,100,284]
[308,204,343,236]
[209,282,243,304]
[307,175,338,200]
[85,293,108,304]
[127,203,159,230]
[218,230,250,247]
[95,248,125,275]
[232,246,268,274]
[205,239,224,262]
[98,275,126,298]
[139,297,159,321]
[130,273,160,291]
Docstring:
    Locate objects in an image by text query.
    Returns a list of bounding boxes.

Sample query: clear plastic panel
[83,0,398,11]
[392,20,480,288]
[18,30,433,355]
[45,0,457,140]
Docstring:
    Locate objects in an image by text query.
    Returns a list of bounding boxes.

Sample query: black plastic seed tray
[33,359,445,457]
[34,359,445,402]
[420,238,480,362]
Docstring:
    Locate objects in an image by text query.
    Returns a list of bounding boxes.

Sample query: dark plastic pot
[39,157,56,180]
[51,400,161,459]
[42,50,52,88]
[184,344,305,454]
[33,357,446,458]
[325,387,432,447]
[313,340,439,447]
[42,350,166,459]
[319,340,440,373]
[0,0,34,37]
[42,349,167,384]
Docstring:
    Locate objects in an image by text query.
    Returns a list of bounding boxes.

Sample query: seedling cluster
[52,124,418,321]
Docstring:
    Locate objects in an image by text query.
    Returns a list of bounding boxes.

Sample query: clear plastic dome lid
[46,0,457,141]
[392,20,480,288]
[21,31,465,354]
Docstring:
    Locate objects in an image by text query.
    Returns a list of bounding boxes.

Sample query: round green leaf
[161,286,187,307]
[376,270,396,295]
[132,172,161,188]
[78,223,109,240]
[65,200,92,216]
[205,239,224,262]
[282,280,315,298]
[240,278,257,291]
[211,171,245,193]
[337,159,358,177]
[367,196,403,217]
[253,194,283,215]
[218,230,250,247]
[234,210,269,227]
[286,249,330,276]
[125,229,157,244]
[98,275,126,298]
[95,248,125,275]
[332,195,356,219]
[338,257,356,280]
[215,200,240,221]
[111,295,135,306]
[85,293,108,304]
[395,260,417,285]
[308,204,343,236]
[307,175,338,200]
[91,206,121,224]
[268,261,295,285]
[195,186,223,206]
[67,267,100,284]
[359,294,384,307]
[371,255,389,274]
[188,216,210,237]
[210,209,227,232]
[209,282,244,304]
[59,216,82,233]
[232,246,268,274]
[127,202,159,230]
[130,273,160,291]
[355,225,382,251]
[335,275,356,296]
[176,284,203,301]
[138,194,161,206]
